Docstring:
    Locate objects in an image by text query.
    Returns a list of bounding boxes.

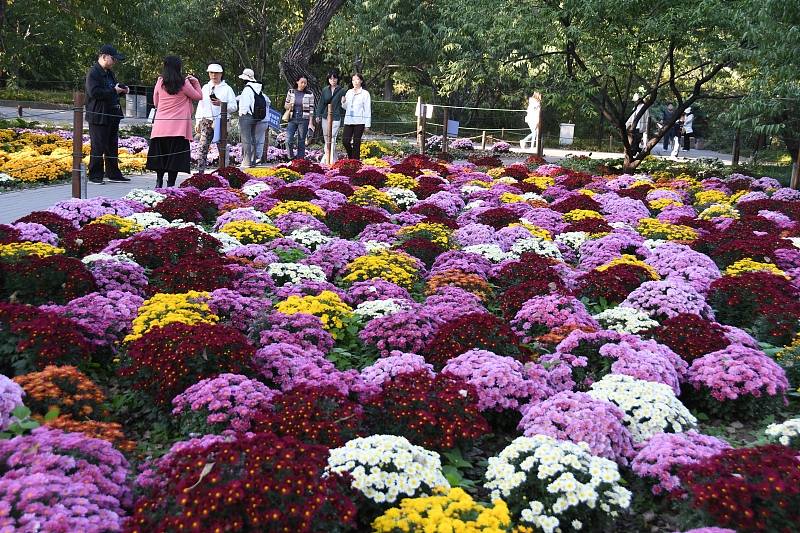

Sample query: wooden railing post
[72,92,84,198]
[442,107,449,153]
[327,103,334,165]
[219,102,228,168]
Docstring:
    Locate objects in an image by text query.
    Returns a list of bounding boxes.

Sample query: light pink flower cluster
[171,373,279,432]
[441,349,554,411]
[687,345,790,402]
[0,375,25,431]
[601,339,686,395]
[510,294,599,344]
[517,391,636,464]
[632,431,731,495]
[621,279,714,321]
[359,351,434,390]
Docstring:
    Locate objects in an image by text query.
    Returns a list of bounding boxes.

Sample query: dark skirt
[146,136,191,173]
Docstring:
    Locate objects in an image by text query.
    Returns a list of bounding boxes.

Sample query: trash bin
[559,123,575,145]
[124,95,136,118]
[127,85,155,118]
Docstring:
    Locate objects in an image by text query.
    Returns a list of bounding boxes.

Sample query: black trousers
[88,118,123,179]
[683,132,692,151]
[342,123,365,160]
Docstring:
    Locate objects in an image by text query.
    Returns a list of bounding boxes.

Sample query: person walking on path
[85,44,131,184]
[146,55,202,188]
[657,103,676,152]
[520,92,541,150]
[237,68,267,169]
[315,69,346,164]
[341,73,371,160]
[195,63,238,173]
[625,93,650,156]
[682,107,695,152]
[283,76,316,160]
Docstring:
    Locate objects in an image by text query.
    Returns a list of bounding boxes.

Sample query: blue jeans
[286,113,309,159]
[239,114,258,167]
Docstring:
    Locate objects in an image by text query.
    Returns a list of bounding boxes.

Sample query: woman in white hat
[194,62,238,173]
[237,68,268,168]
[682,107,694,152]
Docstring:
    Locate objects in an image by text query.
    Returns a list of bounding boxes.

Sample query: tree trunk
[383,77,393,101]
[278,0,346,99]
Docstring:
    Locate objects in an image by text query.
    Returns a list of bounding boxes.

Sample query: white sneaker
[520,141,527,149]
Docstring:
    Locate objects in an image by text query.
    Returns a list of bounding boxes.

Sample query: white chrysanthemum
[287,228,330,250]
[355,298,414,320]
[631,173,654,183]
[608,222,637,232]
[593,306,659,334]
[327,435,449,504]
[241,182,272,199]
[508,236,563,261]
[0,172,14,183]
[788,237,800,251]
[363,240,392,253]
[267,263,326,285]
[125,212,170,229]
[384,188,418,209]
[463,199,485,211]
[765,418,800,447]
[521,192,547,202]
[587,374,696,442]
[461,185,487,195]
[462,243,510,263]
[555,231,589,252]
[81,252,139,267]
[123,188,167,207]
[642,238,667,251]
[207,231,242,252]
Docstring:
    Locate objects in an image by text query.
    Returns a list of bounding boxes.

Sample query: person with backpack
[315,69,346,164]
[238,68,268,169]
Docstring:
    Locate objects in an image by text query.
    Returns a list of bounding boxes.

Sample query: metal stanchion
[327,104,333,165]
[80,163,87,199]
[72,92,84,199]
[219,102,229,168]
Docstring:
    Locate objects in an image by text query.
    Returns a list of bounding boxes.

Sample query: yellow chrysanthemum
[360,141,388,159]
[125,291,217,343]
[562,209,605,223]
[266,200,326,219]
[577,188,596,197]
[648,198,683,212]
[1,148,71,182]
[90,214,142,236]
[726,258,789,279]
[248,167,302,182]
[636,218,698,241]
[730,190,750,204]
[396,222,455,249]
[464,180,491,189]
[343,250,421,288]
[509,222,552,241]
[487,167,505,178]
[219,220,283,244]
[697,203,739,220]
[362,156,391,168]
[499,192,526,204]
[0,242,65,262]
[385,172,417,189]
[694,190,731,210]
[596,254,660,280]
[273,291,353,336]
[350,185,398,212]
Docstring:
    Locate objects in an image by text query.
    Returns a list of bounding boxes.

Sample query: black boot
[156,171,164,188]
[166,171,178,187]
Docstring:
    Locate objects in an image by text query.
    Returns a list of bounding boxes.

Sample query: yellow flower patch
[219,220,283,244]
[273,290,353,335]
[562,209,605,223]
[726,258,789,278]
[1,148,71,182]
[0,242,65,262]
[91,214,142,236]
[265,200,326,219]
[596,254,660,279]
[246,167,302,182]
[362,156,391,168]
[351,185,398,212]
[124,291,217,343]
[343,250,421,289]
[636,218,698,241]
[500,192,526,204]
[396,222,455,249]
[697,203,739,220]
[385,172,417,189]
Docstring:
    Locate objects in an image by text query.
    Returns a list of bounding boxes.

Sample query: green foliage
[0,405,57,439]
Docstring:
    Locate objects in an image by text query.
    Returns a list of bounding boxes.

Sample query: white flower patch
[587,374,696,443]
[765,418,800,447]
[364,240,392,253]
[125,212,170,230]
[287,228,331,251]
[485,435,631,533]
[81,252,140,267]
[461,185,487,196]
[123,189,167,207]
[593,307,659,334]
[327,435,449,505]
[267,262,326,285]
[631,173,654,183]
[464,199,486,211]
[355,298,416,320]
[508,236,563,261]
[609,222,637,232]
[462,244,510,263]
[208,231,242,252]
[642,238,667,251]
[241,182,272,199]
[555,231,589,252]
[0,172,17,183]
[789,237,800,251]
[521,192,547,203]
[384,188,418,209]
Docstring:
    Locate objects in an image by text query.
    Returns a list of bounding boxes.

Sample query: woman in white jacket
[341,72,371,160]
[194,63,238,173]
[237,68,268,168]
[682,107,694,152]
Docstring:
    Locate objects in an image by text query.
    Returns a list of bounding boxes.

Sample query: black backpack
[248,85,267,120]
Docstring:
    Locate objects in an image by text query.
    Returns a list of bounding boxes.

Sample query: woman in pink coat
[146,55,202,187]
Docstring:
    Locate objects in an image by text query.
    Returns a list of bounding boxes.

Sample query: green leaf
[760,414,775,426]
[696,412,710,421]
[44,407,60,421]
[20,420,40,430]
[11,405,31,419]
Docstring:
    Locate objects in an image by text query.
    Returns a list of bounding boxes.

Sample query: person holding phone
[85,44,131,184]
[283,76,316,160]
[146,55,202,187]
[195,62,238,173]
[315,69,346,164]
[341,72,371,160]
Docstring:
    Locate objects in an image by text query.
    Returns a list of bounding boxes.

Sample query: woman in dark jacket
[315,69,346,165]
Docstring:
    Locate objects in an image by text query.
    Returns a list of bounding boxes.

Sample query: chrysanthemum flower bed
[1,155,799,533]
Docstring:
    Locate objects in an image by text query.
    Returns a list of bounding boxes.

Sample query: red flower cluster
[491,257,562,290]
[476,207,519,229]
[151,191,218,224]
[390,163,423,178]
[674,445,800,533]
[501,165,530,180]
[124,433,356,533]
[2,254,97,305]
[287,158,324,175]
[113,227,222,270]
[395,238,446,269]
[320,180,354,197]
[331,158,363,172]
[14,211,76,236]
[325,204,390,238]
[467,154,503,168]
[524,155,547,167]
[0,303,90,375]
[179,173,229,191]
[565,217,614,234]
[148,257,238,295]
[120,322,255,409]
[699,233,789,268]
[249,385,365,447]
[0,224,21,244]
[578,263,654,305]
[551,194,602,213]
[269,185,318,202]
[351,168,388,188]
[738,198,800,219]
[560,169,595,190]
[403,154,447,175]
[425,312,528,369]
[62,223,123,257]
[646,313,731,362]
[615,186,651,201]
[500,280,566,320]
[408,203,450,220]
[707,272,800,344]
[364,370,490,450]
[213,166,249,188]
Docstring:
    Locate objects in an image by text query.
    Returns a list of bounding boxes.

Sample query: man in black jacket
[657,103,676,152]
[85,45,131,183]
